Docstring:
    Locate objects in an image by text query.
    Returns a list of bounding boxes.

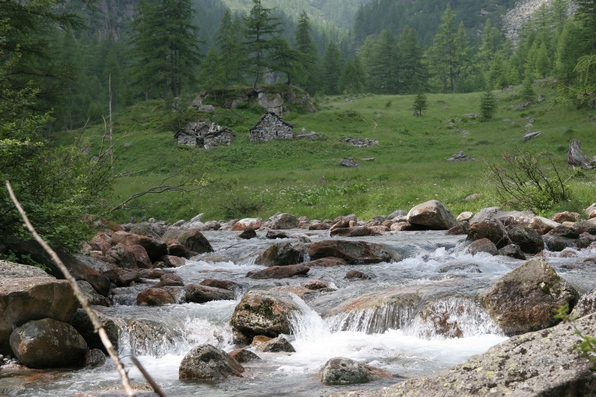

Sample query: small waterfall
[288,294,331,342]
[326,301,416,334]
[405,297,502,339]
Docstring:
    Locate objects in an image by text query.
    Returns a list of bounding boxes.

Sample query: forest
[1,0,596,254]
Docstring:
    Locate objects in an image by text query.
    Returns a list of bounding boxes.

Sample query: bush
[486,150,571,213]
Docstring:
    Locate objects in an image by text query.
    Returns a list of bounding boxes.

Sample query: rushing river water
[2,230,596,396]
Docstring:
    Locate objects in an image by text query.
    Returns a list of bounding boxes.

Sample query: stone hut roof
[249,112,294,143]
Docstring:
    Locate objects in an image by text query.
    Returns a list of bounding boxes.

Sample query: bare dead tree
[5,180,167,397]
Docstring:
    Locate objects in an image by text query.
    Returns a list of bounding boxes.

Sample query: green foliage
[412,92,428,116]
[486,150,571,213]
[479,89,497,120]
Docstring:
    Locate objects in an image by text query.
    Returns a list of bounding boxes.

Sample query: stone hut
[175,121,235,149]
[249,112,294,143]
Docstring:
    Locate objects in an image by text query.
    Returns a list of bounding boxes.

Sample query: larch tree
[129,0,201,99]
[244,0,282,89]
[429,4,468,93]
[217,9,246,88]
[294,11,319,93]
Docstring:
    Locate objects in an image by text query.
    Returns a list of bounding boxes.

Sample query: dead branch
[5,180,166,397]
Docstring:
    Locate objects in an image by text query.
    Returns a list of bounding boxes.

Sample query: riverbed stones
[254,336,295,353]
[268,213,299,229]
[467,219,508,248]
[136,287,177,306]
[255,242,305,267]
[481,258,579,336]
[308,240,392,264]
[179,344,244,381]
[230,291,298,340]
[10,318,87,368]
[320,357,392,385]
[110,231,168,261]
[465,238,498,256]
[571,288,596,318]
[406,200,457,230]
[343,313,596,397]
[231,218,262,231]
[175,229,214,254]
[0,272,79,355]
[506,225,544,254]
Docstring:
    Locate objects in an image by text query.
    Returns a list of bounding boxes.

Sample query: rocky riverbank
[1,199,596,395]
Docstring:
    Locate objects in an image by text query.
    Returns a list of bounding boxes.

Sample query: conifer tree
[322,41,342,95]
[429,4,468,92]
[294,11,319,93]
[244,0,282,89]
[217,9,246,87]
[398,27,427,94]
[269,37,303,85]
[480,89,497,121]
[412,92,428,116]
[129,0,201,99]
[198,46,224,90]
[368,29,398,94]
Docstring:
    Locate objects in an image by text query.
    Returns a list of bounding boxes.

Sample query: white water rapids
[2,230,595,396]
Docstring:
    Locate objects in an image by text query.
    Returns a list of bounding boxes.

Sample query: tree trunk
[568,138,594,169]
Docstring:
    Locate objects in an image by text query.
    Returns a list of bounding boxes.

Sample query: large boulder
[467,219,508,248]
[0,264,79,354]
[506,225,544,254]
[308,240,392,264]
[10,318,87,368]
[255,242,305,267]
[230,291,299,340]
[184,284,236,303]
[481,258,579,336]
[231,218,262,231]
[571,288,596,319]
[179,344,244,381]
[175,229,214,255]
[348,314,596,397]
[406,200,457,230]
[320,357,392,385]
[111,231,168,261]
[269,213,299,229]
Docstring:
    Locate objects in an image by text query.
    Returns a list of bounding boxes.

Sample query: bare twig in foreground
[5,180,166,397]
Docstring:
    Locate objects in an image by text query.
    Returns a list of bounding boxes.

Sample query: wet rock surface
[179,344,244,381]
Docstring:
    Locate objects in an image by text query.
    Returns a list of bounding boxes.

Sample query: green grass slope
[59,83,596,224]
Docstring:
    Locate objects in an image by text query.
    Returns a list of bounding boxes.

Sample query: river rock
[229,348,261,363]
[77,280,111,306]
[230,291,298,340]
[10,318,87,369]
[266,230,290,239]
[127,319,182,357]
[154,273,184,287]
[136,287,176,306]
[179,344,244,381]
[330,215,358,231]
[199,279,241,291]
[303,257,348,267]
[497,244,526,260]
[467,219,508,248]
[238,227,257,239]
[320,357,392,385]
[70,308,121,352]
[571,288,596,319]
[330,226,379,237]
[231,218,262,231]
[308,240,392,264]
[254,336,295,353]
[248,264,310,279]
[184,284,235,303]
[481,258,579,336]
[506,225,544,254]
[166,241,193,259]
[552,211,581,223]
[0,273,79,355]
[529,215,559,234]
[176,229,214,254]
[575,220,596,235]
[128,244,152,268]
[269,213,299,229]
[255,242,305,267]
[84,348,106,368]
[406,200,457,230]
[543,235,580,251]
[108,243,137,268]
[344,314,596,397]
[160,255,186,267]
[110,231,168,261]
[465,238,498,256]
[586,203,596,219]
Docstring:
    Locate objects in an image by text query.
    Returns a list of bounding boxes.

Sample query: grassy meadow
[58,82,596,224]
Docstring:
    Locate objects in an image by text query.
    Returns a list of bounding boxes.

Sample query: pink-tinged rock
[129,244,152,268]
[529,216,560,235]
[110,231,167,261]
[248,264,310,279]
[552,211,580,223]
[136,288,176,306]
[154,273,184,287]
[184,284,235,303]
[0,276,79,355]
[199,279,241,291]
[308,240,391,264]
[160,255,186,267]
[407,200,457,230]
[585,203,596,219]
[231,218,263,231]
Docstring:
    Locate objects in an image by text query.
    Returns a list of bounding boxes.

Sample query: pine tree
[294,11,319,92]
[412,92,428,116]
[521,71,536,102]
[322,41,342,95]
[129,0,201,99]
[340,56,366,94]
[269,37,303,85]
[217,9,246,87]
[367,29,398,94]
[574,0,596,54]
[429,4,468,93]
[244,0,282,89]
[480,89,497,121]
[198,46,224,91]
[398,27,427,94]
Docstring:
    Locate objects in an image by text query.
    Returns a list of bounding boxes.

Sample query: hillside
[61,83,596,224]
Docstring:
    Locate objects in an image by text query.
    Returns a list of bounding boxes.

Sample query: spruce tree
[322,41,342,95]
[368,29,398,94]
[129,0,201,99]
[480,89,497,121]
[398,27,427,94]
[294,11,319,92]
[217,9,246,87]
[244,0,282,89]
[412,93,428,116]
